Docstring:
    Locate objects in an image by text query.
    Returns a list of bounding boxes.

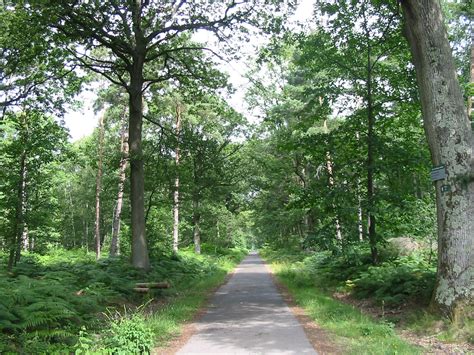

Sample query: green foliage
[0,112,70,265]
[261,247,436,306]
[263,247,474,343]
[0,4,83,112]
[74,326,94,354]
[262,250,422,354]
[351,255,436,305]
[0,247,246,352]
[103,307,154,355]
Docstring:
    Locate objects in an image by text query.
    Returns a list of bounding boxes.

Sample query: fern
[32,328,75,340]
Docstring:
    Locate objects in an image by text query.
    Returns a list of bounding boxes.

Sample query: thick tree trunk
[193,196,201,254]
[110,113,129,257]
[128,60,150,270]
[172,103,182,253]
[94,113,105,260]
[401,0,474,321]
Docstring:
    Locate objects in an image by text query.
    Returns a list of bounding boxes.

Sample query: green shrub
[103,307,154,355]
[261,247,436,306]
[352,255,435,305]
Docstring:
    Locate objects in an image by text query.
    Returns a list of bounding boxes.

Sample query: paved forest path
[176,253,317,355]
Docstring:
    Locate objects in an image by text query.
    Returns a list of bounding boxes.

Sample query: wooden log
[135,282,170,289]
[133,287,150,293]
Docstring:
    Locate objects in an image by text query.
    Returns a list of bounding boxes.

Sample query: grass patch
[261,248,422,355]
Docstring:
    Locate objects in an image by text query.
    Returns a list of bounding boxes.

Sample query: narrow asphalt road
[176,252,317,355]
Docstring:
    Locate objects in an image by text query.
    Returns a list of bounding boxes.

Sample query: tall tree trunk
[28,226,34,252]
[401,0,474,321]
[172,102,182,253]
[303,163,313,239]
[95,112,105,260]
[8,150,27,270]
[83,218,87,251]
[355,132,364,241]
[128,59,150,270]
[324,121,343,244]
[365,33,378,265]
[67,184,76,247]
[468,33,473,119]
[15,166,28,262]
[193,195,201,254]
[21,226,28,251]
[357,191,364,242]
[110,113,129,257]
[84,202,89,252]
[326,151,343,243]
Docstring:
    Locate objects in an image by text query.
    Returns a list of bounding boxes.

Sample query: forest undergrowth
[0,246,247,353]
[261,247,474,354]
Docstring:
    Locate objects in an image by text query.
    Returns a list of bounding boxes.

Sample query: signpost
[431,165,451,194]
[430,165,446,182]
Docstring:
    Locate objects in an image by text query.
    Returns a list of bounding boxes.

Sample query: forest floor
[332,292,474,354]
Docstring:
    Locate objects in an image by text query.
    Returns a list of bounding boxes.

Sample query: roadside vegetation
[262,247,474,353]
[0,247,247,353]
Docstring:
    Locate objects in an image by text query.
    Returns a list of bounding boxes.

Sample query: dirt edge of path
[152,263,239,355]
[263,261,345,355]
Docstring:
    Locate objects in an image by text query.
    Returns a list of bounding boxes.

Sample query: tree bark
[8,150,27,270]
[355,132,364,242]
[365,28,378,265]
[84,202,89,252]
[94,112,105,260]
[110,112,129,257]
[128,54,150,270]
[357,191,364,242]
[401,0,474,321]
[67,183,76,247]
[323,121,343,244]
[15,164,28,262]
[326,153,344,240]
[193,195,201,254]
[468,33,473,119]
[172,102,182,254]
[323,120,342,247]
